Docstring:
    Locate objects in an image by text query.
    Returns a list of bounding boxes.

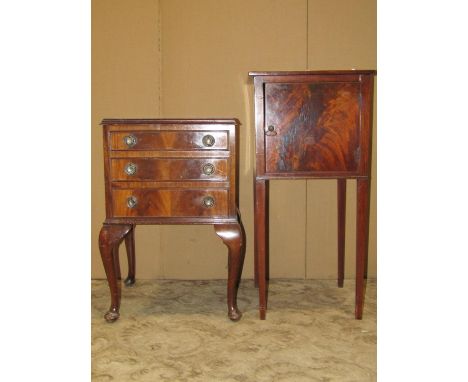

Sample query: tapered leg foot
[124,225,136,287]
[254,179,268,319]
[99,224,132,323]
[214,221,245,322]
[355,178,370,319]
[338,179,346,288]
[253,182,259,289]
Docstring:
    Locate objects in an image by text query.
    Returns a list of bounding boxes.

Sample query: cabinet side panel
[103,125,113,218]
[358,75,374,175]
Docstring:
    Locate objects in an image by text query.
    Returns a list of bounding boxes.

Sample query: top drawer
[110,131,228,151]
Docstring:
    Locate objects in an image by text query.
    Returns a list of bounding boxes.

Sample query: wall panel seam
[305,0,309,279]
[158,0,162,117]
[305,181,308,279]
[158,0,164,278]
[306,0,309,69]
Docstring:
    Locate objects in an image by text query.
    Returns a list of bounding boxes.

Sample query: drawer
[111,189,229,218]
[110,158,228,181]
[264,81,361,173]
[110,131,228,151]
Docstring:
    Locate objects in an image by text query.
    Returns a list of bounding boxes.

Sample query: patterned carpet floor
[92,279,376,381]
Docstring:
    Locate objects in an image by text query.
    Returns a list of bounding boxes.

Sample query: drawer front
[264,81,361,173]
[111,189,229,218]
[110,158,228,181]
[110,131,228,151]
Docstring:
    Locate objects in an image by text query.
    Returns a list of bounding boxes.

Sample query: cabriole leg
[124,225,136,286]
[214,221,245,321]
[98,224,132,323]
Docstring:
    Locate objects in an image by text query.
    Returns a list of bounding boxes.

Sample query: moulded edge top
[100,118,241,125]
[248,70,376,76]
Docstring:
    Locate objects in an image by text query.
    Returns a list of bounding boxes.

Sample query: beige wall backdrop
[92,0,376,280]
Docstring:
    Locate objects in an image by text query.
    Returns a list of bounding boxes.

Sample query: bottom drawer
[111,189,229,218]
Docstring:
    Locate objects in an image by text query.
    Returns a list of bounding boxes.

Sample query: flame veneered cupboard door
[264,81,362,175]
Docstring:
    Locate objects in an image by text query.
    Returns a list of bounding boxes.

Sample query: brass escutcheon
[202,196,215,208]
[124,162,137,175]
[202,163,215,176]
[127,196,138,208]
[202,134,215,147]
[124,135,137,147]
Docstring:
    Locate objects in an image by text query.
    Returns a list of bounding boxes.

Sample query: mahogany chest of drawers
[98,119,245,322]
[250,70,376,320]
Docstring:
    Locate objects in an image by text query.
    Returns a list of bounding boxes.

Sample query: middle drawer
[110,158,228,181]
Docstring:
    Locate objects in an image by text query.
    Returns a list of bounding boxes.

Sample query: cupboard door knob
[124,135,137,147]
[202,134,215,147]
[202,196,215,208]
[202,163,215,176]
[124,162,137,175]
[127,196,138,208]
[265,125,277,136]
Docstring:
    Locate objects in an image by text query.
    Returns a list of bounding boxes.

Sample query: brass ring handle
[124,163,137,175]
[202,196,215,208]
[202,134,215,147]
[124,134,137,147]
[127,196,138,208]
[202,163,215,176]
